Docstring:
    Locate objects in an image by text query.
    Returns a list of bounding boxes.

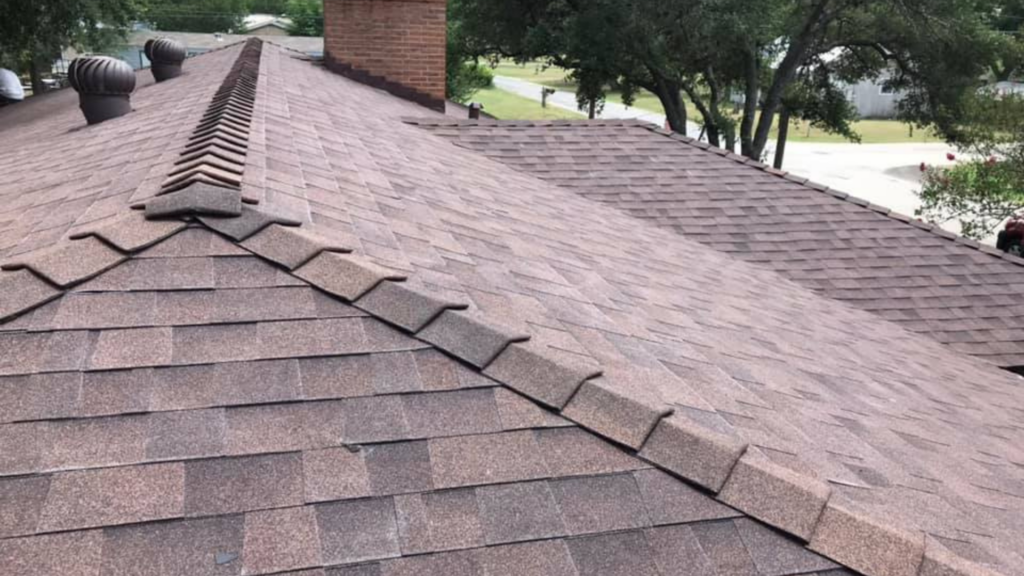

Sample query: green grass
[490,61,574,88]
[490,60,940,144]
[471,86,584,120]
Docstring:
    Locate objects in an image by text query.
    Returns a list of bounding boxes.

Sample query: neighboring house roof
[1,39,1023,576]
[243,13,293,33]
[419,120,1024,370]
[128,30,322,55]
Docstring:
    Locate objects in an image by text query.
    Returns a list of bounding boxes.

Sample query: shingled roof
[415,120,1024,371]
[1,39,1023,576]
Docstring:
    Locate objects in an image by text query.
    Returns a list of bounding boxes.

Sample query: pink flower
[987,156,998,166]
[946,152,956,161]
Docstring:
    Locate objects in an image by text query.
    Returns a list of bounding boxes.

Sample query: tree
[980,0,1024,81]
[284,0,323,36]
[0,0,141,94]
[446,0,493,103]
[917,91,1024,239]
[250,0,289,14]
[454,0,1002,162]
[145,0,250,34]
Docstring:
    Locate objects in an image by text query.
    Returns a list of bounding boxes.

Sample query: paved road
[493,76,702,137]
[780,141,955,219]
[494,76,958,227]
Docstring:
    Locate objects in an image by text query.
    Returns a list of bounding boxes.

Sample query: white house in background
[242,14,293,36]
[994,81,1024,96]
[115,31,323,70]
[843,75,902,119]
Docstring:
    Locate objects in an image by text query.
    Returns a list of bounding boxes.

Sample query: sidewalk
[493,76,701,137]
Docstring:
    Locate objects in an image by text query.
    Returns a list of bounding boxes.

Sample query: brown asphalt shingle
[421,119,1024,369]
[0,40,1017,576]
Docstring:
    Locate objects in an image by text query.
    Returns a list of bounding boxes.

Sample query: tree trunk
[588,99,596,119]
[740,48,759,158]
[652,78,687,134]
[29,56,44,97]
[774,106,792,169]
[682,83,721,148]
[749,0,832,159]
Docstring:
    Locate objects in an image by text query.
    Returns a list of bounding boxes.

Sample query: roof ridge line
[401,117,651,128]
[155,37,262,201]
[637,123,1024,270]
[0,38,268,324]
[224,217,1004,576]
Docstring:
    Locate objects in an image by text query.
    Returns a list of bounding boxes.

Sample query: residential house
[0,1,1022,576]
[243,14,294,36]
[117,30,323,69]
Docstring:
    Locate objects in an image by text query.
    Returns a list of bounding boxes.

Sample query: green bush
[447,60,493,104]
[284,0,324,36]
[917,156,1024,239]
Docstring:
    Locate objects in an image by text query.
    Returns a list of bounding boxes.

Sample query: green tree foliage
[446,0,493,103]
[249,0,289,14]
[284,0,323,36]
[980,0,1024,81]
[446,56,494,104]
[453,0,1003,161]
[145,0,250,34]
[917,92,1024,239]
[0,0,141,92]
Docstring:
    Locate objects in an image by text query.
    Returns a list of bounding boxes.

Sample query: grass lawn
[489,60,940,144]
[491,61,574,88]
[471,86,584,120]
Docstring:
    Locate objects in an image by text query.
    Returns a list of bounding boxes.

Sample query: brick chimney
[323,0,447,111]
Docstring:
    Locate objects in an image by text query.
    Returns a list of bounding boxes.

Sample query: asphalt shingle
[548,473,650,535]
[100,516,244,576]
[428,431,549,489]
[394,488,484,554]
[0,531,104,576]
[183,452,304,516]
[303,447,372,503]
[243,506,323,574]
[38,462,185,532]
[316,498,401,565]
[476,480,567,545]
[401,388,502,438]
[565,531,660,576]
[363,441,434,496]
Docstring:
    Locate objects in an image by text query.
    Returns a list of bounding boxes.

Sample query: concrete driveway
[493,76,959,227]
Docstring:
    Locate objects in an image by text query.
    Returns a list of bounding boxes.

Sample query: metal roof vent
[144,38,187,82]
[68,56,136,125]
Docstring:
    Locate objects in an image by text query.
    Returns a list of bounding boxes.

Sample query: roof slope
[3,223,848,576]
[1,40,1023,576]
[0,43,240,258]
[417,120,1024,369]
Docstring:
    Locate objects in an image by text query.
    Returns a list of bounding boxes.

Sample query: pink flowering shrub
[916,155,1023,239]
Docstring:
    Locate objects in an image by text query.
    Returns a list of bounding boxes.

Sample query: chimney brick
[323,0,447,111]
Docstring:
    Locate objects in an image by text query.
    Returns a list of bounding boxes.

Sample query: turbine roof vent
[145,38,187,82]
[68,56,136,125]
